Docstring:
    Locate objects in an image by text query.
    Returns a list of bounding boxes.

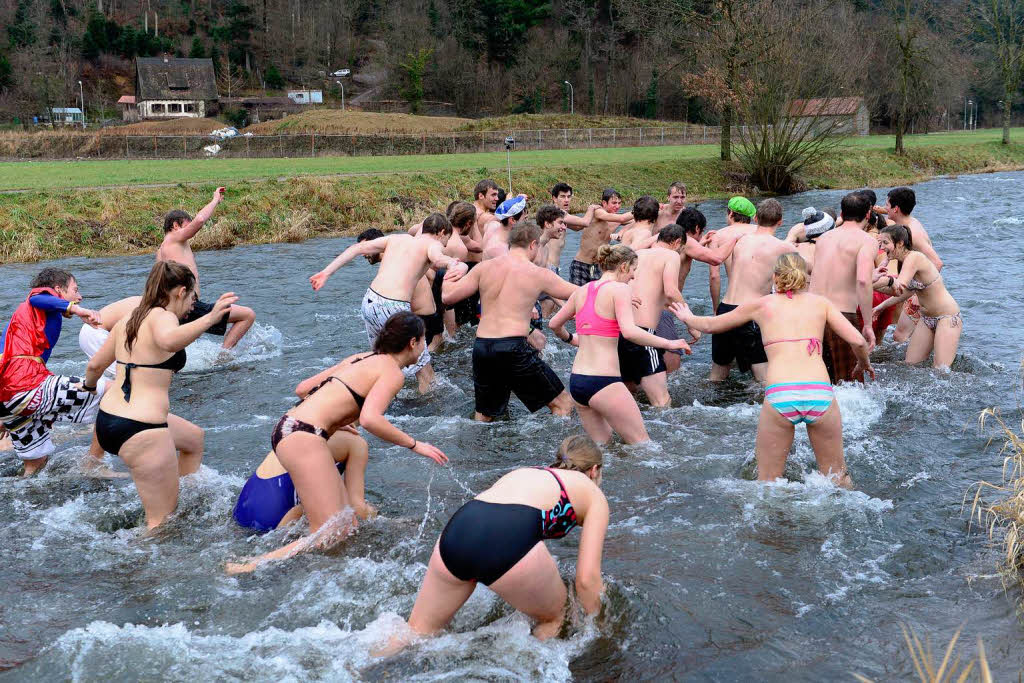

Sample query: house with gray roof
[133,56,217,120]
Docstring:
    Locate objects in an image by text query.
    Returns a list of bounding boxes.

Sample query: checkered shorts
[569,259,600,286]
[0,375,105,460]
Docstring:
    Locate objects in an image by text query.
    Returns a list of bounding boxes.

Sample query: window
[169,103,183,113]
[151,103,166,114]
[183,103,195,113]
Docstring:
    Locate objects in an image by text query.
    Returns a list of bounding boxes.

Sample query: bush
[222,108,248,128]
[265,64,284,90]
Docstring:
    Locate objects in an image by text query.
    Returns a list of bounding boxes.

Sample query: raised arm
[310,236,390,291]
[441,261,483,305]
[177,187,225,240]
[563,205,598,231]
[615,286,690,352]
[152,293,237,352]
[359,370,448,463]
[669,298,761,334]
[785,223,806,243]
[594,208,634,225]
[575,487,609,614]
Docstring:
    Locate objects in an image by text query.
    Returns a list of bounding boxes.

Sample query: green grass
[1,128,1019,191]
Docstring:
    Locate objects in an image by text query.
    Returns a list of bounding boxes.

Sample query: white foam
[183,322,283,372]
[993,217,1024,225]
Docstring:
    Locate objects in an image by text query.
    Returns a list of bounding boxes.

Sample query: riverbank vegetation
[1,138,1022,264]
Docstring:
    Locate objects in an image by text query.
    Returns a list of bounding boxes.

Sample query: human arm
[563,205,598,230]
[575,487,609,614]
[594,208,634,225]
[310,236,390,290]
[539,268,577,303]
[83,326,118,389]
[547,292,578,344]
[176,187,225,240]
[913,230,943,270]
[615,286,690,352]
[785,223,806,244]
[152,292,237,352]
[407,221,423,236]
[668,298,761,334]
[855,243,877,349]
[358,369,448,463]
[708,261,722,310]
[30,294,101,327]
[427,241,468,279]
[825,302,874,381]
[440,262,483,305]
[685,234,740,266]
[662,257,683,305]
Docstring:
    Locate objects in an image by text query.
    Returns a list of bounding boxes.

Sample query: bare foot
[225,561,257,575]
[0,435,12,452]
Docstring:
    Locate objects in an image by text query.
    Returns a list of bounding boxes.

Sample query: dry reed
[853,625,992,683]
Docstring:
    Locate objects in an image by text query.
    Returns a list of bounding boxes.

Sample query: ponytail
[125,262,195,352]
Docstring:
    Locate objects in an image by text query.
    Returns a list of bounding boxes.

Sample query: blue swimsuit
[232,460,346,532]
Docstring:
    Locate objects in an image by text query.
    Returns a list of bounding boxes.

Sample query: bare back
[99,310,178,423]
[722,230,796,305]
[98,296,142,332]
[477,467,599,519]
[291,352,399,433]
[619,223,657,251]
[809,226,877,312]
[157,238,199,284]
[753,293,833,385]
[370,235,440,301]
[476,255,572,337]
[630,248,677,328]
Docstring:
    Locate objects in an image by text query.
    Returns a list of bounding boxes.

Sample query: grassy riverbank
[1,135,1022,263]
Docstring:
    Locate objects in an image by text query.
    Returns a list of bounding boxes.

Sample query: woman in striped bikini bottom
[764,382,835,425]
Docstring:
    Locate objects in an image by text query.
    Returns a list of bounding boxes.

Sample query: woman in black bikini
[226,311,448,574]
[392,435,608,649]
[83,262,237,529]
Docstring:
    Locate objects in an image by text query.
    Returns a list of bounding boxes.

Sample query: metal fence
[2,125,725,161]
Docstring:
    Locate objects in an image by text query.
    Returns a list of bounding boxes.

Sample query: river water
[0,171,1022,681]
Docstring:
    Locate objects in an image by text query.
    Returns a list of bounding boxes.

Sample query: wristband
[82,382,97,392]
[408,439,417,450]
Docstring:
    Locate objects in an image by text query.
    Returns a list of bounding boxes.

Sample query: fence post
[639,128,643,145]
[246,135,250,157]
[703,126,706,143]
[182,135,186,158]
[311,133,315,157]
[662,127,665,144]
[589,128,592,147]
[125,137,129,158]
[480,132,484,152]
[153,136,157,156]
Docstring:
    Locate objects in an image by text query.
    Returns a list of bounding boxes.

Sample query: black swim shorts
[656,310,684,357]
[710,302,767,372]
[617,328,667,384]
[472,336,564,417]
[183,299,229,336]
[439,262,480,327]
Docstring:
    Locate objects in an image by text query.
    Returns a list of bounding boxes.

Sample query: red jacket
[0,287,59,402]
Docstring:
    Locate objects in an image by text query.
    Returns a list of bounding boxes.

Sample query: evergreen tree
[645,69,658,119]
[7,0,37,49]
[265,64,284,89]
[0,54,13,94]
[189,36,205,58]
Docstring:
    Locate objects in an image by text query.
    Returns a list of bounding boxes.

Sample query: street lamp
[564,80,574,115]
[967,100,973,131]
[78,80,86,128]
[333,69,351,112]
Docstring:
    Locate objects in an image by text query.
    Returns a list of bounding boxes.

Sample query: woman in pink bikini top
[550,244,689,445]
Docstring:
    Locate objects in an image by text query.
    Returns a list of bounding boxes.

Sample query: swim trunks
[569,259,600,286]
[182,299,229,336]
[822,311,863,384]
[617,328,666,384]
[710,302,768,372]
[538,265,561,303]
[0,374,106,460]
[361,287,430,376]
[233,460,347,532]
[656,310,684,357]
[870,290,899,340]
[472,336,564,417]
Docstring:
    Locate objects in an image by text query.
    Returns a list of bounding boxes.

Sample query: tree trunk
[721,52,736,161]
[1003,86,1012,145]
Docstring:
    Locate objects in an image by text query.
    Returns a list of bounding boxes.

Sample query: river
[0,171,1022,680]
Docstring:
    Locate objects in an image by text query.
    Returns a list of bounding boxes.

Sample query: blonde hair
[550,435,603,472]
[595,244,637,273]
[773,253,809,294]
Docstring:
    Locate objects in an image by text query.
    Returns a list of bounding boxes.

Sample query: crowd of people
[0,178,958,648]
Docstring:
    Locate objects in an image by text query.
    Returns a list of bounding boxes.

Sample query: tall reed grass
[853,626,991,683]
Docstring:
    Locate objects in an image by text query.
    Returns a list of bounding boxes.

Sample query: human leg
[588,382,649,444]
[275,432,351,533]
[903,322,935,365]
[407,542,479,636]
[167,413,204,475]
[329,430,375,519]
[754,402,796,483]
[546,391,574,417]
[117,429,180,529]
[750,362,768,384]
[416,362,435,394]
[805,401,850,488]
[638,372,670,408]
[221,305,255,349]
[576,403,613,444]
[488,541,569,640]
[930,315,963,370]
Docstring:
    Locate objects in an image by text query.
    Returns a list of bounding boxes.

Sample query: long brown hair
[125,262,195,352]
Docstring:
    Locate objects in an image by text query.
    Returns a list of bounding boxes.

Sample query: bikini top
[906,274,939,291]
[305,352,379,410]
[576,281,620,338]
[117,349,187,401]
[532,467,579,539]
[763,338,822,355]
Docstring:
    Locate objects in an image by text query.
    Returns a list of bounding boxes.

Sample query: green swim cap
[727,196,756,218]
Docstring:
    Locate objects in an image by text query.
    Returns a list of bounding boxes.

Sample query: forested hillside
[0,0,1019,130]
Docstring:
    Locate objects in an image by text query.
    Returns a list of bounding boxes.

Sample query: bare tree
[975,0,1024,144]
